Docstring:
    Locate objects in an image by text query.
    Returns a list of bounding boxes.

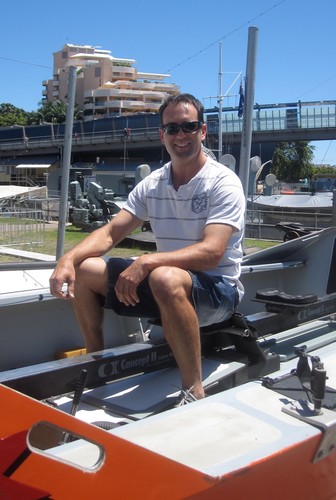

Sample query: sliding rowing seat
[255,288,317,306]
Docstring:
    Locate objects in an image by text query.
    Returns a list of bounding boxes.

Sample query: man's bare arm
[49,209,141,299]
[114,223,234,305]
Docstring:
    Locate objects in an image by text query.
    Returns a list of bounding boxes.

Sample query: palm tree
[26,100,84,125]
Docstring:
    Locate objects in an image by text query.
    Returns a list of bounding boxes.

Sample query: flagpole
[123,118,129,176]
[239,26,259,196]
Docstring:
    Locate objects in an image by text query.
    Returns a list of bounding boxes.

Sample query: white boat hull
[1,228,336,498]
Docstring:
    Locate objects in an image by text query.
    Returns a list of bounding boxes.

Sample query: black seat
[255,288,317,305]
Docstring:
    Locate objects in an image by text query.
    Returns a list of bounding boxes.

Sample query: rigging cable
[164,0,288,73]
[0,56,51,69]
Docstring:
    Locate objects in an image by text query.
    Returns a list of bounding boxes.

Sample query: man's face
[160,102,206,160]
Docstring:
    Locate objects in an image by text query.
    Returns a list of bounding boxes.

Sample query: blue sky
[1,0,335,164]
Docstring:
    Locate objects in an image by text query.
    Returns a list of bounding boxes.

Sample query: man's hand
[49,258,76,300]
[114,256,149,306]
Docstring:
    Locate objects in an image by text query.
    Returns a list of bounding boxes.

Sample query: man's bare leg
[149,266,205,399]
[72,257,109,353]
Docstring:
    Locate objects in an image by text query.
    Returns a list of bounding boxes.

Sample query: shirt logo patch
[192,193,208,213]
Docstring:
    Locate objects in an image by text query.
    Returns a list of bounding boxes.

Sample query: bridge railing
[0,127,161,152]
[207,101,336,134]
[1,101,335,153]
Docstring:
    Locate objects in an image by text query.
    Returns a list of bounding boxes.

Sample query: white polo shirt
[124,158,245,299]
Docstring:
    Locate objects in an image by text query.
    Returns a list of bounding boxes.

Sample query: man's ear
[201,123,207,141]
[159,128,165,144]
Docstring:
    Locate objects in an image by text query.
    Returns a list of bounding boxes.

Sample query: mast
[218,42,223,160]
[56,65,77,260]
[239,27,259,196]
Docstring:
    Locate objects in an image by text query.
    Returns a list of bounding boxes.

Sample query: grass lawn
[0,224,279,263]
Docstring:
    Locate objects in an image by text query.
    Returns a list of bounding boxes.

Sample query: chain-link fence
[0,210,45,248]
[245,209,334,241]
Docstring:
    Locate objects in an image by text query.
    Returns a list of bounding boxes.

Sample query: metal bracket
[282,399,336,463]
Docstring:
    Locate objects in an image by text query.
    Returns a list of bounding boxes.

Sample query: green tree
[0,103,28,127]
[271,142,315,182]
[311,165,336,175]
[27,100,83,125]
[31,101,67,124]
[26,109,46,125]
[0,100,84,127]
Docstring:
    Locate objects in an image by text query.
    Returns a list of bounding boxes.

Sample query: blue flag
[238,82,244,118]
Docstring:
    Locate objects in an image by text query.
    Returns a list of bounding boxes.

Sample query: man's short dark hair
[159,93,204,124]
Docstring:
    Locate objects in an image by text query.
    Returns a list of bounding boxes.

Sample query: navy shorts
[103,257,239,326]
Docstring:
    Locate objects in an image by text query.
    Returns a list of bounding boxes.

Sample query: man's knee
[149,266,191,303]
[75,257,96,281]
[75,257,109,296]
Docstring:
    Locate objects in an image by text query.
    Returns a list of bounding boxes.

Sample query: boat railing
[0,260,56,271]
[241,260,305,274]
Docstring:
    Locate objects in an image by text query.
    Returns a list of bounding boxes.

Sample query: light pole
[256,160,272,185]
[251,159,272,207]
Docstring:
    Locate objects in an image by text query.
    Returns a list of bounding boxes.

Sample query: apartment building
[42,44,180,120]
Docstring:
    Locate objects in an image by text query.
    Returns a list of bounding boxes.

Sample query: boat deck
[16,316,336,476]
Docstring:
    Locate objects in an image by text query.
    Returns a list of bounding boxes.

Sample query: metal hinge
[282,399,336,463]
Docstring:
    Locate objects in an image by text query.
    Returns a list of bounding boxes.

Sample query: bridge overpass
[0,100,335,166]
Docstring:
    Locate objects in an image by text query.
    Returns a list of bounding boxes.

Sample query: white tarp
[250,192,333,210]
[0,186,47,200]
[15,164,51,169]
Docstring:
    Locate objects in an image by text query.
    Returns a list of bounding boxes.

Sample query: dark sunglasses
[161,121,203,135]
